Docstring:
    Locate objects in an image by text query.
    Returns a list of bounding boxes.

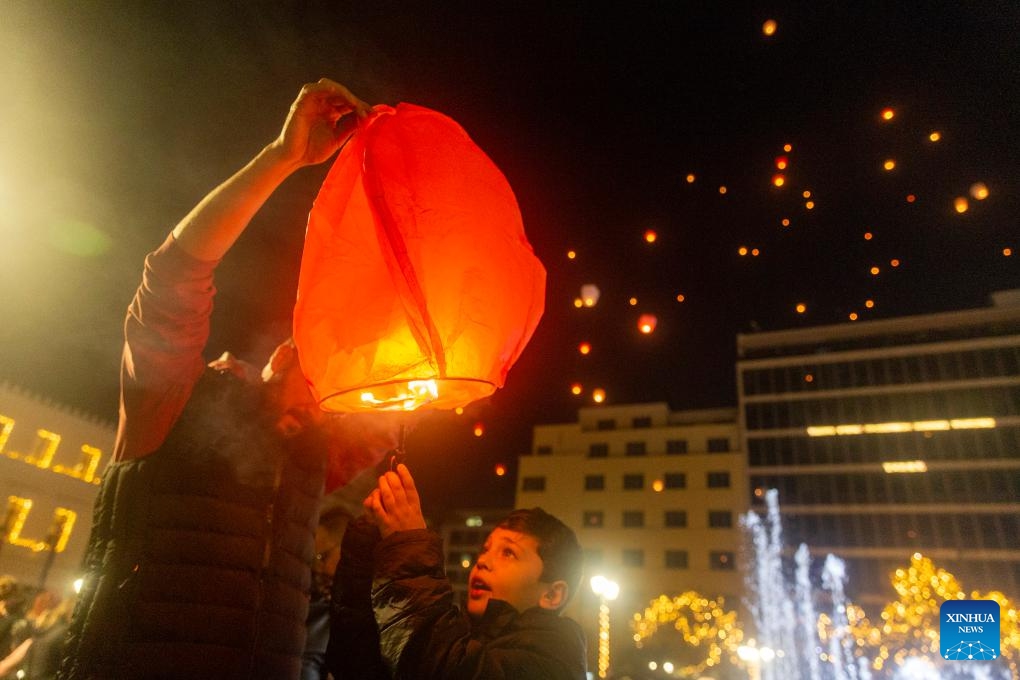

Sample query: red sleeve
[113,234,220,461]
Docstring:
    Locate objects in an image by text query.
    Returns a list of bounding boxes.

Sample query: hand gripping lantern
[294,104,546,413]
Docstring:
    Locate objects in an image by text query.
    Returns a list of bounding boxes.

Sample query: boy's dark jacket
[327,517,587,680]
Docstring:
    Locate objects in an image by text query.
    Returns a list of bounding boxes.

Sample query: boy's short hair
[497,507,582,608]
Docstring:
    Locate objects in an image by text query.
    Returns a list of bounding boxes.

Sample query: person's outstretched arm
[115,79,370,462]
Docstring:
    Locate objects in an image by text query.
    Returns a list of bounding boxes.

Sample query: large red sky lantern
[294,104,546,413]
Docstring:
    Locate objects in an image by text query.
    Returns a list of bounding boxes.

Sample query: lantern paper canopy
[580,283,601,307]
[638,314,658,334]
[294,104,546,412]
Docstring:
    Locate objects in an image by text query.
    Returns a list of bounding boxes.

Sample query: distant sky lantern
[592,388,606,404]
[870,266,881,275]
[578,341,592,355]
[796,303,807,314]
[804,374,814,383]
[738,246,748,256]
[890,259,900,267]
[580,283,601,307]
[783,143,793,152]
[473,422,485,437]
[573,298,583,309]
[802,190,811,198]
[805,201,815,210]
[294,103,545,413]
[906,194,916,203]
[638,314,658,334]
[1004,248,1013,257]
[567,250,577,260]
[494,463,506,476]
[762,19,777,36]
[775,156,788,169]
[865,299,875,309]
[629,297,638,306]
[929,131,941,142]
[772,174,786,187]
[718,185,728,194]
[686,173,696,183]
[644,229,657,243]
[883,159,896,171]
[970,182,989,200]
[454,406,464,415]
[849,312,859,321]
[881,108,895,121]
[751,248,760,256]
[676,293,685,303]
[571,383,583,395]
[864,232,873,240]
[781,218,790,227]
[954,197,969,213]
[652,479,665,492]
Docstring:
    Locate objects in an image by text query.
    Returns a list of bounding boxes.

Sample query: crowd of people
[0,577,74,679]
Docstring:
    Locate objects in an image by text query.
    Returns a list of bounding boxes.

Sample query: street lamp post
[590,575,619,679]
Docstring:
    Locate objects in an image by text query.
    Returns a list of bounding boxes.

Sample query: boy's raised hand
[364,464,427,538]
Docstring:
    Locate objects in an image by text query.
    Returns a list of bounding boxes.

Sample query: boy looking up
[328,464,587,679]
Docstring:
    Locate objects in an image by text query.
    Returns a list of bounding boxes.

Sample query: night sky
[2,2,1018,515]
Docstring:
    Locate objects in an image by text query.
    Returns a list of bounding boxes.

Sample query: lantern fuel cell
[294,103,546,413]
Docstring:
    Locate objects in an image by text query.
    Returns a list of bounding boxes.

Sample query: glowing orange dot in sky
[644,229,658,243]
[567,250,576,259]
[954,197,969,213]
[762,19,777,36]
[881,108,895,121]
[864,232,873,241]
[638,314,658,334]
[772,174,786,187]
[805,201,815,210]
[686,173,696,183]
[849,312,859,321]
[573,298,583,309]
[652,479,665,493]
[629,297,638,306]
[751,248,760,256]
[783,143,793,152]
[865,299,875,309]
[781,218,790,227]
[804,374,814,383]
[676,293,685,303]
[473,422,485,437]
[776,156,788,169]
[570,383,582,395]
[802,190,811,198]
[883,159,896,171]
[890,259,900,267]
[929,131,941,142]
[796,303,807,314]
[906,194,916,203]
[454,407,464,415]
[579,342,591,355]
[592,388,606,404]
[970,183,989,200]
[870,266,881,275]
[719,185,728,194]
[1004,248,1013,257]
[494,463,506,476]
[738,246,748,256]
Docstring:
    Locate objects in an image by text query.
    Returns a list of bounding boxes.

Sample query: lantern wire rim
[317,376,498,412]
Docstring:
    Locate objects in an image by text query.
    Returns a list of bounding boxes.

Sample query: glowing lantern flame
[890,259,900,267]
[573,298,583,308]
[686,173,696,183]
[473,422,485,437]
[652,479,664,492]
[628,297,638,306]
[644,229,657,243]
[805,201,815,210]
[638,314,657,334]
[954,197,969,213]
[738,246,748,256]
[865,299,875,309]
[676,293,685,303]
[781,218,790,227]
[718,185,727,194]
[870,266,881,275]
[881,108,895,121]
[929,131,941,142]
[883,159,896,171]
[592,388,606,404]
[795,303,806,314]
[579,342,592,355]
[775,156,788,169]
[495,463,506,476]
[581,283,601,307]
[295,104,545,413]
[783,143,793,152]
[1004,248,1013,257]
[772,174,785,187]
[802,190,811,198]
[751,248,760,257]
[970,183,989,200]
[571,383,583,395]
[567,250,577,260]
[849,312,859,321]
[864,232,873,241]
[762,19,777,36]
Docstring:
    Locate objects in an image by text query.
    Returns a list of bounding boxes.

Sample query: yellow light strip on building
[3,497,77,552]
[27,429,61,469]
[0,416,13,455]
[0,414,103,484]
[882,460,928,474]
[807,417,997,437]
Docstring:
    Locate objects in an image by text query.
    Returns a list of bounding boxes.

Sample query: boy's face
[467,527,552,618]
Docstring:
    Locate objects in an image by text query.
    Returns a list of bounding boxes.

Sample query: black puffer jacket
[328,519,587,680]
[59,370,327,679]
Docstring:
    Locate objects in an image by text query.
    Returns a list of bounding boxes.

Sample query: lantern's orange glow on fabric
[294,104,546,412]
[638,314,657,334]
